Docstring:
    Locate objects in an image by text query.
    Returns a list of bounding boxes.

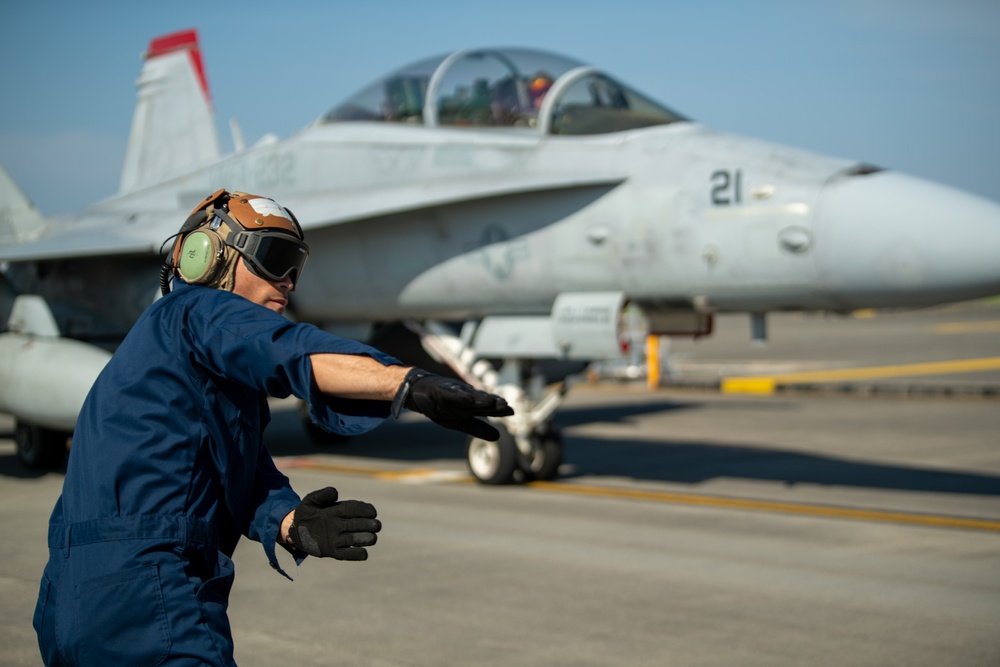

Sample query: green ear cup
[178,231,220,283]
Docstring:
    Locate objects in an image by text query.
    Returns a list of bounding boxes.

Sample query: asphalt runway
[1,301,998,666]
[662,299,1000,393]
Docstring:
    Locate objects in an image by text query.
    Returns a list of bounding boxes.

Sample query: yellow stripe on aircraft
[722,357,1000,395]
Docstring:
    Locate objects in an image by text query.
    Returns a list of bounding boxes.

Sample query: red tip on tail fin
[147,29,197,56]
[146,29,211,107]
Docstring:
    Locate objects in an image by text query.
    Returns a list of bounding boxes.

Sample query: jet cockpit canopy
[322,48,687,135]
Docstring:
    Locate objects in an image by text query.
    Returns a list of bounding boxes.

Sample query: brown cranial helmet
[166,189,309,293]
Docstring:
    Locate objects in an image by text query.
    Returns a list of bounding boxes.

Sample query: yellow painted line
[372,467,440,481]
[278,459,475,485]
[279,458,1000,534]
[723,356,1000,395]
[720,377,777,394]
[528,481,1000,533]
[374,468,468,484]
[277,459,392,477]
[932,321,1000,335]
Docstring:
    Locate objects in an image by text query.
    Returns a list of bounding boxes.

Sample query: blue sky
[1,0,998,215]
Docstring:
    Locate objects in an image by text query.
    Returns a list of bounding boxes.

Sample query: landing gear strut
[407,321,567,485]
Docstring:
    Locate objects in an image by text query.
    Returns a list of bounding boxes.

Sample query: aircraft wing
[0,173,625,262]
[0,210,178,262]
[0,163,48,246]
[289,172,626,230]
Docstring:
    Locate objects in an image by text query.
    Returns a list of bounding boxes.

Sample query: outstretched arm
[309,353,411,400]
[308,353,514,440]
[287,357,515,555]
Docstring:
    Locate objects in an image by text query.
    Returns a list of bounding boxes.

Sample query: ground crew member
[32,189,513,666]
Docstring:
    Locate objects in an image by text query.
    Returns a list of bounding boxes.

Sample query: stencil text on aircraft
[210,153,296,190]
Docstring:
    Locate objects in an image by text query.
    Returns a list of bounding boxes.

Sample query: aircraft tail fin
[119,29,220,194]
[0,163,47,245]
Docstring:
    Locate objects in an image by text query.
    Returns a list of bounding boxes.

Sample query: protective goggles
[230,229,309,284]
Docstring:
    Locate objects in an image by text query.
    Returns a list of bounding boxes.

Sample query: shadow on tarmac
[0,455,65,480]
[263,399,1000,497]
[560,437,1000,495]
[5,398,995,497]
[0,424,67,479]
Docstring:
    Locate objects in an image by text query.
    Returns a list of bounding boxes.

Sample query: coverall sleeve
[247,444,306,575]
[178,288,403,576]
[187,289,404,436]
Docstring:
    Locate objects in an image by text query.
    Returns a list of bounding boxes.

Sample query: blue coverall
[33,283,399,666]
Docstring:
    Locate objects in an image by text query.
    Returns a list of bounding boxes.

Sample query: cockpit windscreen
[549,73,687,135]
[322,48,687,135]
[323,53,440,124]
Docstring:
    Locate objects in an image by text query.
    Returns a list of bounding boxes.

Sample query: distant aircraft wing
[0,210,178,262]
[0,163,48,246]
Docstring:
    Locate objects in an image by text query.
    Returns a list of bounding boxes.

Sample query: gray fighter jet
[2,29,998,481]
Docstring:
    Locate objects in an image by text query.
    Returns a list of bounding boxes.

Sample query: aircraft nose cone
[814,171,1000,309]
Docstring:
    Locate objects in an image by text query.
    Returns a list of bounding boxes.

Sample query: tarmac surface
[1,301,998,666]
[660,300,1000,395]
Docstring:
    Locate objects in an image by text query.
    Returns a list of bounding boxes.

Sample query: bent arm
[310,353,411,401]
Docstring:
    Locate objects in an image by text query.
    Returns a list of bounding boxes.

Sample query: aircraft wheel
[15,421,69,469]
[466,426,517,485]
[521,430,563,482]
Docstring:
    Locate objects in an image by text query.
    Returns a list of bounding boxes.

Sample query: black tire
[15,422,69,469]
[466,425,517,485]
[522,431,563,482]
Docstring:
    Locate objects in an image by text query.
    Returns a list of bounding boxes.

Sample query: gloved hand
[288,487,381,561]
[391,368,514,441]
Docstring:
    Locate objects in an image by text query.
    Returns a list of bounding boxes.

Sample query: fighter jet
[2,29,999,482]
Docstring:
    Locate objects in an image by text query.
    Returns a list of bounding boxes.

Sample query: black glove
[288,487,381,561]
[391,368,514,441]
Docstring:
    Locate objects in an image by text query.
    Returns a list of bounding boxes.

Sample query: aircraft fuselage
[100,120,999,326]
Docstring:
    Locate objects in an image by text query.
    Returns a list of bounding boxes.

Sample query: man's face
[231,258,293,314]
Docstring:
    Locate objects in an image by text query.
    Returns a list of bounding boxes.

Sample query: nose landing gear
[466,422,563,485]
[408,320,568,485]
